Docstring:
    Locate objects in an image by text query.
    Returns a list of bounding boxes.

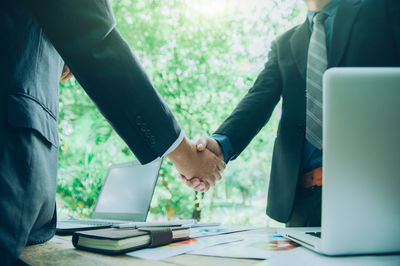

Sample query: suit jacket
[215,0,400,223]
[1,0,181,164]
[0,0,181,262]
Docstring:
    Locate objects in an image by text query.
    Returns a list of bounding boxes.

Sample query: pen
[113,219,195,228]
[190,222,221,228]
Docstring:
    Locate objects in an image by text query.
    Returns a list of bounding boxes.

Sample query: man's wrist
[163,131,185,157]
[166,136,191,162]
[211,134,235,164]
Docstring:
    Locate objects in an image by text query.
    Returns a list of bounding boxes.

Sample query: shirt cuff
[211,134,235,164]
[162,130,185,157]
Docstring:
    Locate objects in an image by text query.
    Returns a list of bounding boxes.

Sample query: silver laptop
[278,68,400,255]
[56,158,162,234]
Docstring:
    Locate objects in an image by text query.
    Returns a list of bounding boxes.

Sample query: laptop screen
[91,159,162,221]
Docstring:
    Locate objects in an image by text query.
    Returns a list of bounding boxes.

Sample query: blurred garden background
[57,0,306,227]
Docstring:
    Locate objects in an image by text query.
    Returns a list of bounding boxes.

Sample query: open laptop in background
[56,158,162,235]
[278,68,400,255]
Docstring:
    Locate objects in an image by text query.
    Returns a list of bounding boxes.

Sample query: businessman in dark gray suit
[0,0,225,264]
[189,0,400,226]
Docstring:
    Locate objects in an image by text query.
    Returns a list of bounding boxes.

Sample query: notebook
[72,226,190,255]
[56,158,162,235]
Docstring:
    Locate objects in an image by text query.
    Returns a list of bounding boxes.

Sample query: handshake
[166,136,225,193]
[60,66,225,192]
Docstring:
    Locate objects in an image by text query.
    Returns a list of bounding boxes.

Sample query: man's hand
[179,174,210,193]
[60,64,74,83]
[179,136,225,192]
[196,136,224,161]
[166,137,225,191]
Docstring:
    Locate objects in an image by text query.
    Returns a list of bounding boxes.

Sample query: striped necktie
[306,12,328,150]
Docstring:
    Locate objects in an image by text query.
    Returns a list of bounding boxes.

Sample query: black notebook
[72,226,190,255]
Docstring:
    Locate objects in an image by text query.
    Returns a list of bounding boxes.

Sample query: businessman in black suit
[189,0,400,226]
[0,0,225,264]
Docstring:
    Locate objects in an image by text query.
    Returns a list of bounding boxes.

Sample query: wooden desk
[21,228,269,265]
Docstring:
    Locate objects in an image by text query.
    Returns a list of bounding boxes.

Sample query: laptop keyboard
[306,232,321,238]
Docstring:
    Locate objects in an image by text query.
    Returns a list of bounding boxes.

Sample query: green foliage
[57,0,306,225]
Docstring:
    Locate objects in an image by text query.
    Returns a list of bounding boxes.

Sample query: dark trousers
[0,118,58,265]
[286,186,322,227]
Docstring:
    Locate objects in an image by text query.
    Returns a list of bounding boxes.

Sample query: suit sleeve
[214,41,282,159]
[388,0,400,61]
[23,0,182,164]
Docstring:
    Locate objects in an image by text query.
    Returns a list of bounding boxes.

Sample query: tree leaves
[57,0,305,225]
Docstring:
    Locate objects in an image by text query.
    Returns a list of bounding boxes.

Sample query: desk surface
[21,228,270,266]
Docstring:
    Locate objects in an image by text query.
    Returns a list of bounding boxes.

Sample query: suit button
[149,136,156,145]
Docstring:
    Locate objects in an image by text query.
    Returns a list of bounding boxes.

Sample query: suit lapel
[290,20,311,81]
[328,0,362,67]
